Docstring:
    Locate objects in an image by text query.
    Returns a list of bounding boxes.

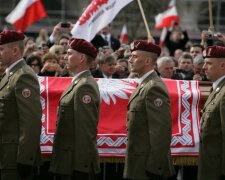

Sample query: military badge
[154,98,163,107]
[22,88,31,98]
[82,95,92,104]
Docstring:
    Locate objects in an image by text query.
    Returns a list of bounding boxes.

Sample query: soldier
[50,38,101,180]
[0,30,42,179]
[123,40,174,180]
[198,46,225,180]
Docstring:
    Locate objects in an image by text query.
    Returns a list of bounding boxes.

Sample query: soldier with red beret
[0,30,42,179]
[123,40,174,179]
[50,38,101,179]
[198,45,225,180]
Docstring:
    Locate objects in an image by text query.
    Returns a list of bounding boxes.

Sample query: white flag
[71,0,133,42]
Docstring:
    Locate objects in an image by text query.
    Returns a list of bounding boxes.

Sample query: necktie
[104,36,109,45]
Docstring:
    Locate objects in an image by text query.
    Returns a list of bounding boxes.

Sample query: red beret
[130,40,161,56]
[0,30,25,45]
[203,45,225,58]
[68,38,97,59]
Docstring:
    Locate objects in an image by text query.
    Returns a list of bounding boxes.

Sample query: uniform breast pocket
[57,104,74,136]
[129,104,145,126]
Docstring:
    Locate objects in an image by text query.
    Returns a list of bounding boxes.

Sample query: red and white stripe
[6,0,46,32]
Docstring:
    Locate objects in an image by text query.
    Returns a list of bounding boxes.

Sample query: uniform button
[84,165,88,168]
[61,110,65,113]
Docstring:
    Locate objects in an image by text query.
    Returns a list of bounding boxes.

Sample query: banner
[71,0,133,42]
[39,77,200,157]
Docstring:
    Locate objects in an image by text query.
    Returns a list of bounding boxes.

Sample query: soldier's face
[0,44,13,66]
[203,58,225,82]
[129,51,146,76]
[65,49,82,73]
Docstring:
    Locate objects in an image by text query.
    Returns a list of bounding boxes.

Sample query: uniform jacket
[50,71,101,175]
[0,60,42,169]
[198,78,225,180]
[124,71,174,179]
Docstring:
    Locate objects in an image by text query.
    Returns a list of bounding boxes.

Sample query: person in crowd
[172,52,194,80]
[36,28,49,45]
[123,40,174,179]
[0,30,42,180]
[39,53,63,76]
[23,37,37,59]
[56,34,70,51]
[198,45,225,180]
[26,53,43,75]
[156,56,175,79]
[190,44,204,58]
[165,25,189,56]
[48,22,73,47]
[173,49,183,67]
[91,24,121,51]
[114,58,130,78]
[91,54,117,78]
[193,54,208,81]
[50,38,101,180]
[36,41,49,56]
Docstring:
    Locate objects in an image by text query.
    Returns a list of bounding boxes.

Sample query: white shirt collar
[213,75,225,90]
[72,70,89,82]
[5,59,23,75]
[102,73,112,79]
[139,69,154,84]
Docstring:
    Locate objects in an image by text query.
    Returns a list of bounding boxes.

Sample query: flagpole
[208,0,214,31]
[137,0,154,42]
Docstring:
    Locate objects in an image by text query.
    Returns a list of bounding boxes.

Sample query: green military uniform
[50,71,101,177]
[198,77,225,180]
[0,60,42,179]
[124,71,174,179]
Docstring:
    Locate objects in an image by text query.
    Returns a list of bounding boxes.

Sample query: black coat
[91,34,120,51]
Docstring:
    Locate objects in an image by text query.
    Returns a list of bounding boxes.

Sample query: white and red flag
[120,25,128,44]
[71,0,133,42]
[5,0,46,32]
[154,0,179,30]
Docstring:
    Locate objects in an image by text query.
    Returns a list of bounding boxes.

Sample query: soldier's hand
[17,163,32,178]
[146,171,163,180]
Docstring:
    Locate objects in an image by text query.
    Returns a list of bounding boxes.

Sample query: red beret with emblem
[68,38,97,59]
[130,40,161,56]
[0,30,25,45]
[203,45,225,58]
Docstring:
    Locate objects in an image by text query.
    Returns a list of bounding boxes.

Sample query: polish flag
[120,25,128,44]
[6,0,47,32]
[71,0,133,42]
[154,0,179,30]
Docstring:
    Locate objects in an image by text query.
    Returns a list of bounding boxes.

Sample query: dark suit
[91,68,118,79]
[91,34,120,51]
[50,71,101,178]
[0,60,42,180]
[198,77,225,180]
[124,71,174,179]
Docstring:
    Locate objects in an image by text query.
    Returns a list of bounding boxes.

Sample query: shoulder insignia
[82,95,92,104]
[22,88,31,98]
[154,98,163,107]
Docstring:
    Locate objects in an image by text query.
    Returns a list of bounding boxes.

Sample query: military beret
[203,45,225,58]
[68,38,97,59]
[0,30,25,45]
[130,40,161,56]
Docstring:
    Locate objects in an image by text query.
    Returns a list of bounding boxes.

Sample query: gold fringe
[99,156,198,166]
[100,157,125,163]
[172,156,198,166]
[42,156,198,166]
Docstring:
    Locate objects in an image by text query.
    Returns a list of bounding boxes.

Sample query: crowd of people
[0,21,225,180]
